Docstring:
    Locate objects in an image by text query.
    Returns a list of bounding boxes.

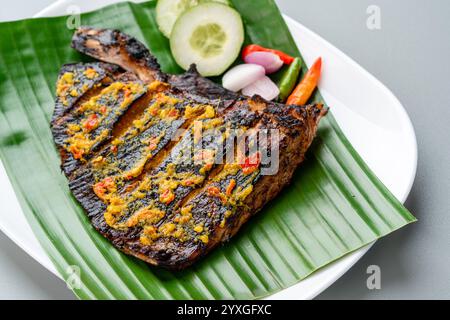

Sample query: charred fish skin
[51,27,327,270]
[168,65,239,104]
[52,72,147,176]
[51,62,119,122]
[147,103,327,269]
[72,26,165,83]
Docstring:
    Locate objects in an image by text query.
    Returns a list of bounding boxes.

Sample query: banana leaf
[0,0,415,299]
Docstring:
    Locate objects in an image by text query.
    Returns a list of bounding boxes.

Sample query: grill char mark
[51,69,147,176]
[147,103,327,269]
[51,62,121,123]
[52,27,328,270]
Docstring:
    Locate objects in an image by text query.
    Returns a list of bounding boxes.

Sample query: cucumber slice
[199,0,230,5]
[156,0,231,38]
[170,3,244,77]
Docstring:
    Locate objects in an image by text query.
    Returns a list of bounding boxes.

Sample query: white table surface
[0,0,449,299]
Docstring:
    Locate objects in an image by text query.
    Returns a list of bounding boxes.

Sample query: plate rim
[0,0,417,300]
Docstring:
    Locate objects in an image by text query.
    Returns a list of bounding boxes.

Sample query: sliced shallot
[222,64,265,92]
[241,76,280,101]
[243,51,284,74]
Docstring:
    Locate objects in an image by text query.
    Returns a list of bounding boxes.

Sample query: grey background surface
[0,0,449,299]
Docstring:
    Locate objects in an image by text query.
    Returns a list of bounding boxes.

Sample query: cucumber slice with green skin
[156,0,231,38]
[170,3,244,77]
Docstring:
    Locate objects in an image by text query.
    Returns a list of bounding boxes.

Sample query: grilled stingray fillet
[51,27,327,270]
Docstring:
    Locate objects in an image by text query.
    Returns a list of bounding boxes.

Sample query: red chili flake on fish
[207,186,221,197]
[93,177,115,199]
[241,152,261,175]
[226,179,236,196]
[168,109,179,117]
[160,189,175,204]
[83,113,99,131]
[69,145,84,160]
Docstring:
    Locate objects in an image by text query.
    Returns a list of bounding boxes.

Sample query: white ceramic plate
[0,0,417,300]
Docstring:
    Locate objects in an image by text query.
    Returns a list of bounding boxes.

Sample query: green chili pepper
[277,57,302,102]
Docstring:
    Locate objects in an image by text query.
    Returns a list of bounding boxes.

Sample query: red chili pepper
[150,108,159,116]
[207,186,221,197]
[93,177,115,199]
[160,189,175,204]
[287,57,322,106]
[124,89,132,98]
[124,181,139,193]
[147,137,159,151]
[93,182,106,198]
[226,179,236,196]
[69,145,83,160]
[202,162,213,173]
[241,152,261,175]
[242,44,295,65]
[168,109,179,117]
[103,177,114,187]
[207,186,227,204]
[148,142,157,151]
[83,113,99,131]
